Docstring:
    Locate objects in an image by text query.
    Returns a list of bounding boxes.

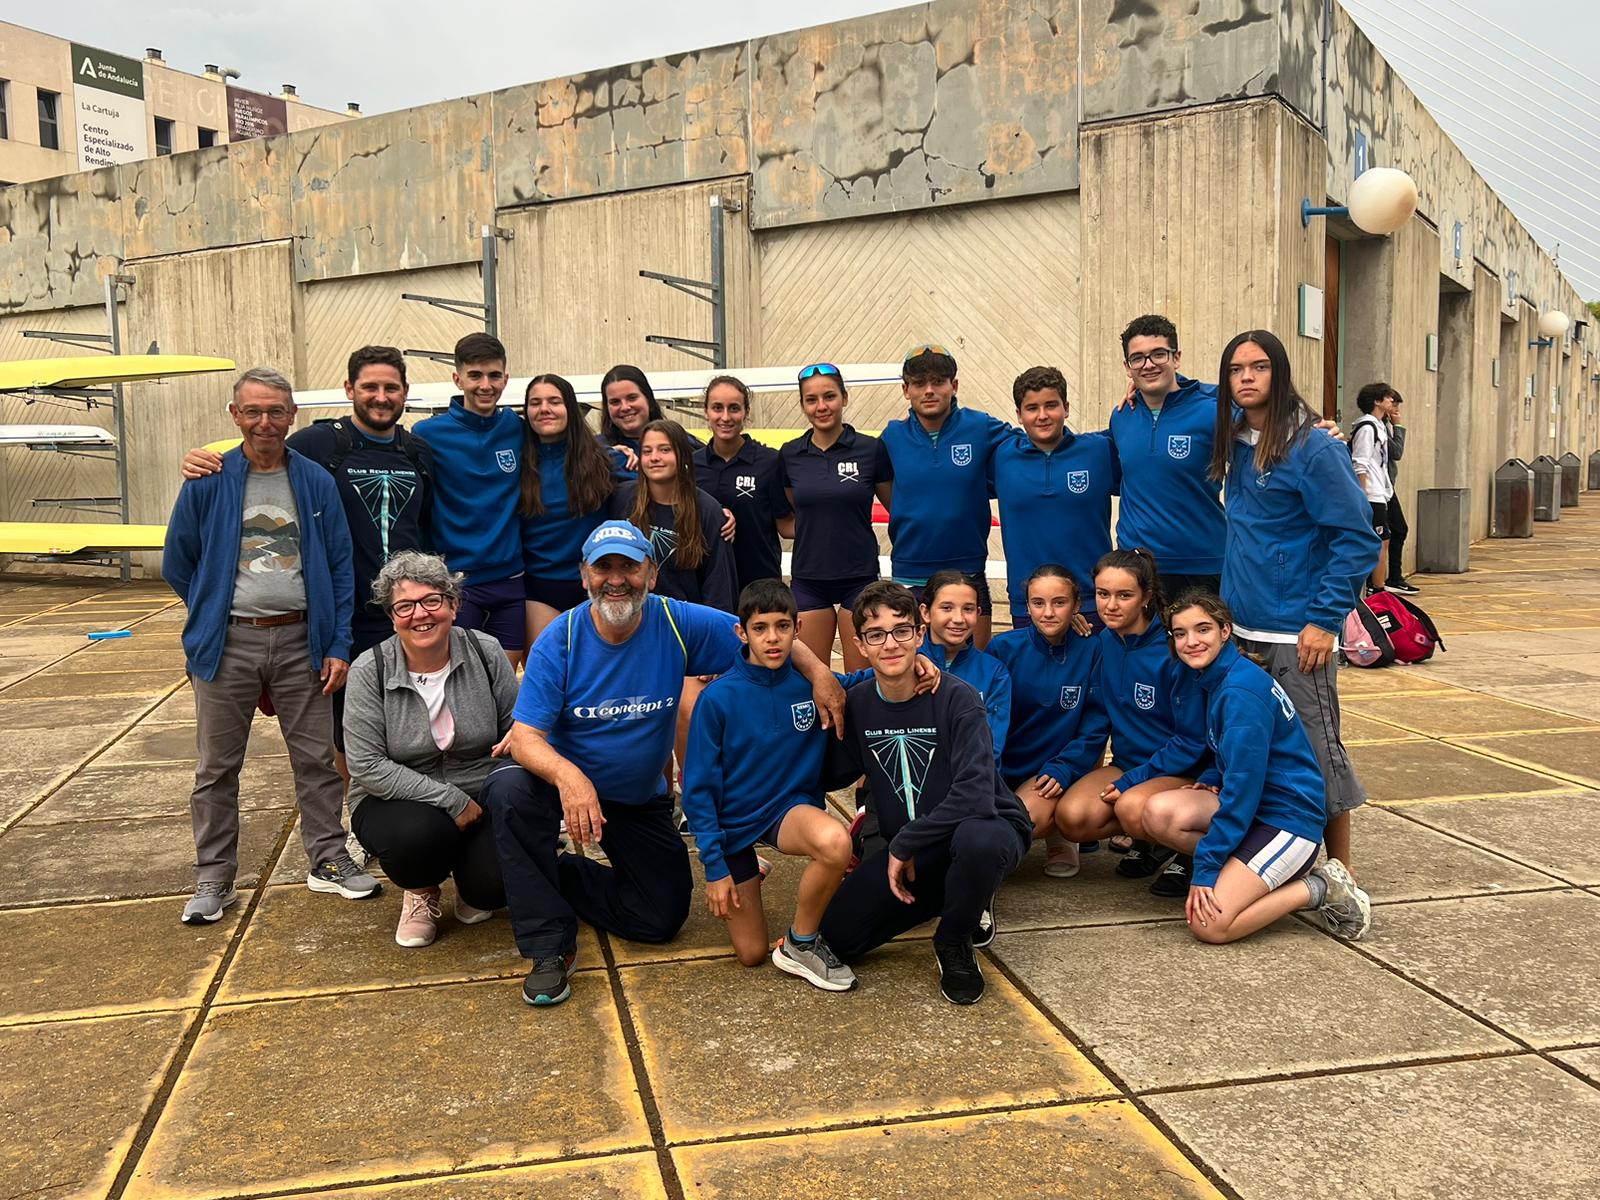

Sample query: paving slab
[0,1012,189,1200]
[1359,889,1600,1047]
[1425,630,1599,657]
[672,1102,1223,1199]
[0,810,289,904]
[96,719,287,766]
[0,669,180,700]
[1487,683,1600,722]
[144,686,197,723]
[0,895,242,1024]
[1149,1056,1600,1200]
[1398,790,1600,886]
[993,920,1510,1091]
[1409,655,1597,689]
[623,940,1112,1141]
[125,979,649,1200]
[994,840,1186,931]
[1347,806,1561,900]
[0,766,65,825]
[1551,1046,1600,1086]
[70,648,193,672]
[1350,738,1570,804]
[24,758,296,824]
[0,692,152,730]
[0,653,58,687]
[271,1155,670,1200]
[0,721,125,773]
[1331,667,1460,699]
[1337,713,1423,744]
[216,883,599,1003]
[1455,730,1600,787]
[1344,691,1597,736]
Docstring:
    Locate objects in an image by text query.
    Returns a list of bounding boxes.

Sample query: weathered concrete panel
[1277,0,1324,128]
[300,264,480,391]
[288,97,493,282]
[0,169,124,313]
[494,44,750,207]
[1081,0,1280,123]
[751,0,1078,228]
[121,137,292,260]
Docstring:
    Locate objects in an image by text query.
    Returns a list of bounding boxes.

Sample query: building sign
[71,43,148,170]
[226,86,288,141]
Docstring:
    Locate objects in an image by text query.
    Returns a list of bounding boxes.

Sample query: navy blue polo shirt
[779,425,893,582]
[694,436,793,591]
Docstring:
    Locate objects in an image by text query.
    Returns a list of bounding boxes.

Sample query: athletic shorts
[523,574,589,612]
[1369,502,1389,540]
[906,572,993,617]
[457,577,526,653]
[791,574,878,614]
[1232,820,1320,888]
[1237,636,1367,818]
[721,797,818,884]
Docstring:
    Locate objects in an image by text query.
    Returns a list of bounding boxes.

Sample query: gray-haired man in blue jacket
[164,366,379,925]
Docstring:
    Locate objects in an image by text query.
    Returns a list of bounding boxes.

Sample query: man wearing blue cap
[482,521,848,1006]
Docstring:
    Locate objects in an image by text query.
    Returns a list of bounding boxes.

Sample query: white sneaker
[455,899,494,925]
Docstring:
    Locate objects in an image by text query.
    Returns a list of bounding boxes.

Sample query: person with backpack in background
[1349,383,1397,596]
[1380,389,1417,594]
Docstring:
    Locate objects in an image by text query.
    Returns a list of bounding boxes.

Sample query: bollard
[1589,448,1600,491]
[1491,459,1534,537]
[1416,487,1470,572]
[1559,452,1582,505]
[1530,455,1561,522]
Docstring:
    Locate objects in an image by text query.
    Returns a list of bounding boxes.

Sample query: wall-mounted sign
[1298,284,1324,340]
[1508,270,1519,305]
[1453,222,1463,265]
[71,43,148,170]
[1353,130,1369,177]
[1491,358,1501,388]
[1425,334,1439,372]
[226,85,288,141]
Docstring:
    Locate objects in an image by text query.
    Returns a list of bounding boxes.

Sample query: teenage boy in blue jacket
[413,333,526,659]
[879,344,1012,648]
[680,579,857,991]
[163,367,379,926]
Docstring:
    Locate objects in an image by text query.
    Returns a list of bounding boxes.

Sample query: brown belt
[231,610,306,627]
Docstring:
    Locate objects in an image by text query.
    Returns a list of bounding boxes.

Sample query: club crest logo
[736,474,757,497]
[1133,682,1157,711]
[791,701,817,732]
[1060,685,1082,710]
[951,443,973,467]
[495,448,517,474]
[837,461,860,482]
[1255,469,1272,489]
[1168,435,1191,460]
[1067,470,1090,495]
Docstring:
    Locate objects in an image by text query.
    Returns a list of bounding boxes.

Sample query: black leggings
[350,798,505,911]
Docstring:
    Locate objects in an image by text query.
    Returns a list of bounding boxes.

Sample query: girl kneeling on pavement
[344,551,517,948]
[1140,593,1371,943]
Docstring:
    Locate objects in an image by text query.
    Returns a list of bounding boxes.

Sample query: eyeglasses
[1125,348,1175,368]
[236,406,293,422]
[860,623,919,647]
[903,343,951,361]
[798,362,841,382]
[390,592,447,619]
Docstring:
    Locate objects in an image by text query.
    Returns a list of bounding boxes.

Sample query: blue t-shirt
[779,426,893,582]
[513,596,742,802]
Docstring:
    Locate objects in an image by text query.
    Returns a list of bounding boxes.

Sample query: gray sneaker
[772,933,857,992]
[1312,859,1372,940]
[181,880,238,925]
[306,852,382,899]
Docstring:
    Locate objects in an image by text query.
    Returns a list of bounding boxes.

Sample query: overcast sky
[31,0,1600,296]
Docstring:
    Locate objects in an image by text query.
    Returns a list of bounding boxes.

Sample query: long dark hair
[1209,329,1316,482]
[600,364,664,443]
[519,374,616,518]
[629,418,707,569]
[1092,547,1165,620]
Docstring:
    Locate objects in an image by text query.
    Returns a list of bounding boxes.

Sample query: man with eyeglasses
[164,367,381,926]
[816,582,1031,1005]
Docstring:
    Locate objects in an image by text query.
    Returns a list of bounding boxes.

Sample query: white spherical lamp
[1346,167,1419,236]
[1538,310,1571,339]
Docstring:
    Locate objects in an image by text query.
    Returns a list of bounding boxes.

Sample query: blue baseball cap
[581,520,653,565]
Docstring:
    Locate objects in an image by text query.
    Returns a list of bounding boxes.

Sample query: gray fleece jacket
[343,626,518,818]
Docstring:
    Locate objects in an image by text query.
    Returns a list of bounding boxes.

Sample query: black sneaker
[972,902,997,949]
[1385,578,1420,595]
[934,939,985,1005]
[522,953,575,1006]
[1149,853,1193,897]
[1115,840,1175,878]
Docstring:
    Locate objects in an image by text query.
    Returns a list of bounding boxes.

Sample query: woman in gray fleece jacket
[346,551,520,948]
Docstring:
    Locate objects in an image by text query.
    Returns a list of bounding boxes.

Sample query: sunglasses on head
[903,343,951,361]
[798,362,841,382]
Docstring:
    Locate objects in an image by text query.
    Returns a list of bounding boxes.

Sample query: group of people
[163,315,1389,1007]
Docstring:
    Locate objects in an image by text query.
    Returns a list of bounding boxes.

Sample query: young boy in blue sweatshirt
[818,582,1033,1005]
[412,333,527,657]
[679,579,858,991]
[879,344,1012,647]
[1138,594,1372,943]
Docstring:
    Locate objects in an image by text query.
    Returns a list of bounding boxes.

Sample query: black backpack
[315,417,432,492]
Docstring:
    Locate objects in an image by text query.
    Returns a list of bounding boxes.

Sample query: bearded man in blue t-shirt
[482,521,847,1007]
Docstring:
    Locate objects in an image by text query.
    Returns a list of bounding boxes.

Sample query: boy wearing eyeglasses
[816,582,1031,1005]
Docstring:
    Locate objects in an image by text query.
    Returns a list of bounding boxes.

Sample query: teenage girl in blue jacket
[1055,550,1208,880]
[1139,592,1371,943]
[918,570,1013,762]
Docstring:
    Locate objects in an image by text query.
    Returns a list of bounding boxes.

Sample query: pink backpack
[1342,599,1395,668]
[1365,591,1445,663]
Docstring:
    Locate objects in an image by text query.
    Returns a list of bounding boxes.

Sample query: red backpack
[1363,591,1446,664]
